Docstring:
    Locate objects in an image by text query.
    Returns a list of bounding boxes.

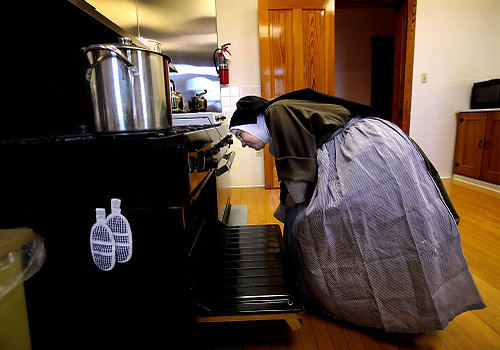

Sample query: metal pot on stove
[188,89,208,112]
[82,37,172,133]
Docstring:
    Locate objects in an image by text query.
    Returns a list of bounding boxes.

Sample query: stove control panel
[188,134,233,175]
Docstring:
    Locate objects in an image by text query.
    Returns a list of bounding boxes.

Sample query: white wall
[216,0,265,187]
[217,0,500,187]
[335,7,396,105]
[410,0,500,178]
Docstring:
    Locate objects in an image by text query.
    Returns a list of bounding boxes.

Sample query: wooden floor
[197,179,500,349]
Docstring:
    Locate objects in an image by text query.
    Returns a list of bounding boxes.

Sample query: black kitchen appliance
[1,124,302,349]
[471,79,500,109]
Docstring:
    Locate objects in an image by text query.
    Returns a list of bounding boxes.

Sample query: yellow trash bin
[0,228,45,350]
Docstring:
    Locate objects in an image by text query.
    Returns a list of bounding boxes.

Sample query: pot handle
[82,44,139,81]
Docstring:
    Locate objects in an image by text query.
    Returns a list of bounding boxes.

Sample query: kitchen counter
[458,108,500,113]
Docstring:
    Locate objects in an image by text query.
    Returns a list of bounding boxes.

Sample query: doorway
[260,0,416,188]
[371,35,395,121]
[335,0,416,134]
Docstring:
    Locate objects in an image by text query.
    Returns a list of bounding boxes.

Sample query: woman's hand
[285,194,297,210]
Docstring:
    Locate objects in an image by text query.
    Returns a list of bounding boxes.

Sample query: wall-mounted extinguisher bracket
[214,43,231,85]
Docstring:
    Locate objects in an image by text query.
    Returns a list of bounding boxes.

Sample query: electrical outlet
[421,72,428,83]
[256,150,263,157]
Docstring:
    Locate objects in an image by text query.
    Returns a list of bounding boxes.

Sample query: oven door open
[188,147,304,328]
[191,223,303,324]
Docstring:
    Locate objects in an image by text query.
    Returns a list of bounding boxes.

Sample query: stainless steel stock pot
[82,37,172,133]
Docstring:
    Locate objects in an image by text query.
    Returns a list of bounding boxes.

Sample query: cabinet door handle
[484,141,489,150]
[478,140,483,148]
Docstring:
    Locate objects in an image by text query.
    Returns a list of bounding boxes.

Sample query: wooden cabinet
[454,111,500,184]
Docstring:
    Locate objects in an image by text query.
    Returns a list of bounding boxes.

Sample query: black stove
[1,123,302,349]
[1,124,232,347]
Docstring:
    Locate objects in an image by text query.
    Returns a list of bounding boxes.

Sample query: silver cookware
[82,37,172,133]
[188,89,208,112]
[170,79,185,113]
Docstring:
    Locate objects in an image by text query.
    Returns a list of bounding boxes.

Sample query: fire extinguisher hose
[213,48,221,74]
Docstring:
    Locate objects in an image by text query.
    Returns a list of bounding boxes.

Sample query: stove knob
[197,152,205,172]
[206,145,219,157]
[206,157,219,170]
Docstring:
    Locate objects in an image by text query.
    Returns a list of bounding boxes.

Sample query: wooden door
[259,0,335,188]
[480,112,500,184]
[454,112,487,179]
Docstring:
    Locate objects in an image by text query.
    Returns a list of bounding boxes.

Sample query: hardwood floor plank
[257,188,267,224]
[359,331,384,350]
[471,274,500,334]
[324,319,351,350]
[356,328,410,350]
[248,188,259,225]
[409,332,448,350]
[281,321,303,350]
[298,314,320,350]
[233,188,243,205]
[309,313,335,349]
[434,317,479,350]
[342,326,366,350]
[358,330,409,350]
[452,309,500,349]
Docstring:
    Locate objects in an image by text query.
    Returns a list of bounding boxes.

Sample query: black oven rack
[193,225,304,316]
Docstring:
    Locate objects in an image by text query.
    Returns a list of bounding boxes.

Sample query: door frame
[392,0,417,135]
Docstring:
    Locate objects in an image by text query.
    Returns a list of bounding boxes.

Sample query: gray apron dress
[285,117,485,332]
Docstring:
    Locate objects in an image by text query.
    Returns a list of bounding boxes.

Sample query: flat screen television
[471,79,500,109]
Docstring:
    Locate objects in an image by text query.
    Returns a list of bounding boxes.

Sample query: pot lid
[116,37,172,63]
[84,37,172,63]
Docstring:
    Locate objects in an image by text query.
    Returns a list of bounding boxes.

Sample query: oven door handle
[216,151,235,177]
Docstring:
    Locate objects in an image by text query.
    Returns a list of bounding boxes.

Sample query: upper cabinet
[454,111,500,184]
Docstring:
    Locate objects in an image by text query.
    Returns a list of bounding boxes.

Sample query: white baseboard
[452,174,500,193]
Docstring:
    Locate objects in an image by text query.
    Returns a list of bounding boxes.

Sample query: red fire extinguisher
[214,43,231,84]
